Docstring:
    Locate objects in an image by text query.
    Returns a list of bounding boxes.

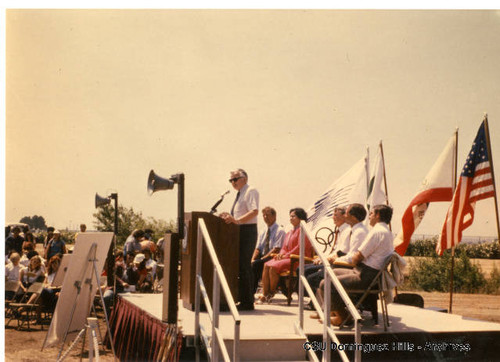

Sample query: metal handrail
[297,220,362,362]
[194,219,241,362]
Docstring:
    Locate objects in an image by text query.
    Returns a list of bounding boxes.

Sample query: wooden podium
[180,212,240,310]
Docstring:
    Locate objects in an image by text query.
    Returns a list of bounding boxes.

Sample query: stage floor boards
[119,292,500,338]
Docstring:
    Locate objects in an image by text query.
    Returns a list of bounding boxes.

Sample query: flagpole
[449,127,459,313]
[366,146,370,199]
[379,140,392,230]
[483,114,500,246]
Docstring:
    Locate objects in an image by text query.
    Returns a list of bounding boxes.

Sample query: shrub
[406,238,438,257]
[406,251,487,293]
[406,237,500,259]
[485,265,500,295]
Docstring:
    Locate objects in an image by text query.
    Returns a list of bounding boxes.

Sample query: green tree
[93,204,175,246]
[19,215,47,230]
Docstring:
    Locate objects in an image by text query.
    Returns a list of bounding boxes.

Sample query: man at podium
[220,168,259,311]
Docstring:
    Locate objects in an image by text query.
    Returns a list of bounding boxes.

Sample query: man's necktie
[263,228,271,255]
[230,191,240,217]
[332,227,339,248]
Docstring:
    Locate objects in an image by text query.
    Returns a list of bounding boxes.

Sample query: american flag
[437,121,495,255]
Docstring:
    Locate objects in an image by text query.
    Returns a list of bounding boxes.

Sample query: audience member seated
[155,237,164,264]
[113,254,130,291]
[20,243,36,267]
[258,208,313,304]
[143,249,157,281]
[19,255,46,304]
[5,252,22,300]
[37,255,63,320]
[102,253,130,316]
[45,255,62,286]
[129,253,153,293]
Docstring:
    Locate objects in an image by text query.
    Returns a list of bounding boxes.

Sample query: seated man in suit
[251,207,286,295]
[316,204,394,326]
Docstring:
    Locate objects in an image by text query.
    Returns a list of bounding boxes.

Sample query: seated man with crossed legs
[316,204,394,326]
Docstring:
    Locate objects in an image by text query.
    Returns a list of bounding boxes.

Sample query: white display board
[51,253,72,287]
[43,232,114,348]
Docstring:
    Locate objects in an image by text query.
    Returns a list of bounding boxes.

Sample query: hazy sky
[5,9,500,238]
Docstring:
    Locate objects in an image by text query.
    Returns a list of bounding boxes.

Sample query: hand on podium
[219,212,237,225]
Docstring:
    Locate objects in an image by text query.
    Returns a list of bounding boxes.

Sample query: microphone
[210,190,230,214]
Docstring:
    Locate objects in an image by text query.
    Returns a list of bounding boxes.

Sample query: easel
[42,243,117,361]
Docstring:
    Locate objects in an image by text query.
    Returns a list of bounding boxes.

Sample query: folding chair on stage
[278,254,315,305]
[7,282,45,331]
[340,253,399,331]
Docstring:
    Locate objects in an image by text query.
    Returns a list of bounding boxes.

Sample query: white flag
[367,141,387,210]
[307,156,368,232]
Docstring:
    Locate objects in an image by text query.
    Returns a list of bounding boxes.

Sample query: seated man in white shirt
[305,204,368,307]
[316,204,394,326]
[303,207,350,301]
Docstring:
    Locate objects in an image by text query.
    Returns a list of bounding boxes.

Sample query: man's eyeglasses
[229,177,243,183]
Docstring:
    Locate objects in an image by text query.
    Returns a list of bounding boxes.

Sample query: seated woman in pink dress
[258,208,312,303]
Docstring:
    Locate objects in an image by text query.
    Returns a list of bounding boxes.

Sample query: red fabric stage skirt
[108,295,181,361]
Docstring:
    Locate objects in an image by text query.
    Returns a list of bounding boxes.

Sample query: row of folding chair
[5,282,45,331]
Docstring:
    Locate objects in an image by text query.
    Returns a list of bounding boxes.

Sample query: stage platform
[117,292,500,361]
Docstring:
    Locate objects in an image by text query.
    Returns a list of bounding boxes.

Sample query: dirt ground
[4,316,116,362]
[4,291,500,361]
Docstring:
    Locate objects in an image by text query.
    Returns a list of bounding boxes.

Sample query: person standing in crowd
[251,207,286,295]
[123,229,144,257]
[141,229,157,255]
[43,227,55,249]
[317,204,394,326]
[75,223,87,238]
[220,168,259,311]
[44,230,67,260]
[22,231,36,253]
[6,226,24,256]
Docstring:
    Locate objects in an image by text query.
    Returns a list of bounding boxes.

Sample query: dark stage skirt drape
[108,295,182,361]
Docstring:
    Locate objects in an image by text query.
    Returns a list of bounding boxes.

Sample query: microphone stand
[210,190,230,214]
